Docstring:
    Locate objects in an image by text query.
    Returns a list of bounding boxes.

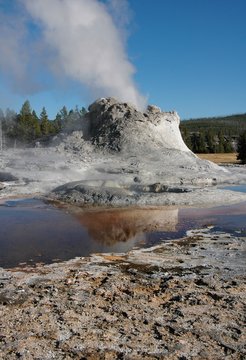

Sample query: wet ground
[0,194,245,268]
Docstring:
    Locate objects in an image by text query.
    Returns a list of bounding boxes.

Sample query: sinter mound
[50,98,239,206]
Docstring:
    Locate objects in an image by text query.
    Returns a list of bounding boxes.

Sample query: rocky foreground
[0,227,245,360]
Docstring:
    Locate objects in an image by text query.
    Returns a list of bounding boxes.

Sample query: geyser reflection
[73,207,179,245]
[0,199,245,269]
[0,200,179,268]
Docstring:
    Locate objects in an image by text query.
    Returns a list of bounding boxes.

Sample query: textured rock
[0,172,18,182]
[0,228,245,359]
[84,97,189,152]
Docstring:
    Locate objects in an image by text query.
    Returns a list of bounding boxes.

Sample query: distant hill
[180,113,246,136]
[179,113,246,153]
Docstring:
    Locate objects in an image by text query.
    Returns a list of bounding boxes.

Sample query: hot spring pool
[0,195,245,268]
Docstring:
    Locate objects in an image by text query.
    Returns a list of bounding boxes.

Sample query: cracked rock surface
[0,228,245,359]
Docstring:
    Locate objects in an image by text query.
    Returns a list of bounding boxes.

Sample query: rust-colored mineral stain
[74,207,178,245]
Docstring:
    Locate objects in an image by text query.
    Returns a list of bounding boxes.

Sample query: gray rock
[0,182,5,190]
[83,97,189,153]
[0,172,18,182]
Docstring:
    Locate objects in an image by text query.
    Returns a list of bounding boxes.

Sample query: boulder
[0,172,18,182]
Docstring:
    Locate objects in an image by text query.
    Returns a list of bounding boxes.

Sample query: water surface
[0,197,245,268]
[222,184,246,193]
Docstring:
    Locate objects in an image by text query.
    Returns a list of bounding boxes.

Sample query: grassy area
[197,153,239,164]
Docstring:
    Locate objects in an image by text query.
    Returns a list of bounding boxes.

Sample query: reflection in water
[0,200,179,268]
[179,202,246,236]
[0,199,245,268]
[74,208,178,245]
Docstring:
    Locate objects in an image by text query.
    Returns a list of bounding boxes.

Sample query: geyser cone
[83,97,191,153]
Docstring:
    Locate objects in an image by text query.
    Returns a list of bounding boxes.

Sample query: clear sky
[0,0,245,119]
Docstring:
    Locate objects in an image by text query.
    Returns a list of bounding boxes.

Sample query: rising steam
[22,0,146,109]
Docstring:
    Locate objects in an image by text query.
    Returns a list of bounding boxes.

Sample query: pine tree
[17,100,41,142]
[216,131,225,153]
[40,107,50,136]
[223,137,233,153]
[237,131,246,164]
[190,132,207,153]
[60,106,68,126]
[20,100,32,117]
[181,127,192,150]
[206,130,216,153]
[198,131,207,153]
[53,113,62,133]
[32,110,41,138]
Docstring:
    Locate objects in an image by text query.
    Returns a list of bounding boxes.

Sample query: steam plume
[0,6,43,94]
[23,0,146,109]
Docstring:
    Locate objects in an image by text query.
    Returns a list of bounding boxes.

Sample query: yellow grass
[197,153,239,164]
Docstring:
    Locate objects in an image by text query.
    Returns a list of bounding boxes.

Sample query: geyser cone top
[88,97,119,112]
[87,97,141,118]
[146,104,162,114]
[88,97,163,116]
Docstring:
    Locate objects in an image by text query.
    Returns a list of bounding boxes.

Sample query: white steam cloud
[21,0,146,109]
[0,7,43,94]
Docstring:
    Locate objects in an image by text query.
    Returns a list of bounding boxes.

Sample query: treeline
[180,113,246,153]
[0,100,87,146]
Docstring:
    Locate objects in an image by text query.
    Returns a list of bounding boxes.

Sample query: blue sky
[0,0,245,119]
